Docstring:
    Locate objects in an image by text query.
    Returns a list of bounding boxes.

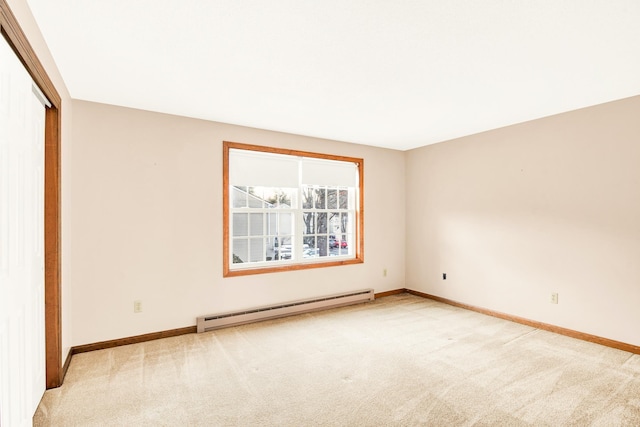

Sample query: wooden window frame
[1,1,63,388]
[223,141,364,277]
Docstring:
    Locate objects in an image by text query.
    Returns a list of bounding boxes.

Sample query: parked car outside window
[329,237,348,248]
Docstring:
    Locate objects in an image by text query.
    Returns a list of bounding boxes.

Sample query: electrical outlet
[134,300,142,313]
[550,293,558,304]
[383,268,387,277]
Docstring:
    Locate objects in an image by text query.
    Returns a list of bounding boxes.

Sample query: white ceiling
[26,0,640,151]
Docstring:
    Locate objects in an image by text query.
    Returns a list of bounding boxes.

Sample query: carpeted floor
[34,293,640,426]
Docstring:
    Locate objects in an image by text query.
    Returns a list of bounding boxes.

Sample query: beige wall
[406,95,640,346]
[70,100,406,346]
[7,0,74,361]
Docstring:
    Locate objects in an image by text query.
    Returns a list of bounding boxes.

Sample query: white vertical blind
[0,35,46,427]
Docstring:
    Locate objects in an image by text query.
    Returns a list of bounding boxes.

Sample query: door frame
[1,1,63,388]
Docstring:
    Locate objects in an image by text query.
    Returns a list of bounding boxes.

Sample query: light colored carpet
[34,293,640,426]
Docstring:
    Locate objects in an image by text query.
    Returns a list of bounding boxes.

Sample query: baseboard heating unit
[197,288,374,333]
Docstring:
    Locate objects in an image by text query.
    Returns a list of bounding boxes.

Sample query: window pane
[338,233,350,255]
[329,212,341,236]
[303,212,314,235]
[279,213,292,235]
[317,235,328,257]
[303,235,315,248]
[339,189,348,209]
[233,239,248,263]
[314,187,326,209]
[276,240,293,260]
[302,187,313,209]
[317,212,327,234]
[339,212,349,235]
[233,213,248,236]
[249,238,263,262]
[232,186,247,208]
[327,189,337,209]
[266,237,277,261]
[250,213,263,236]
[303,236,318,259]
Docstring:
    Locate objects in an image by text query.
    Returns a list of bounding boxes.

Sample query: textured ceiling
[26,0,640,150]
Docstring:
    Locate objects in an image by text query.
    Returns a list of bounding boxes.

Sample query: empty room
[1,0,639,425]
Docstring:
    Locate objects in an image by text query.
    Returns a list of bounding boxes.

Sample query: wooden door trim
[1,0,63,388]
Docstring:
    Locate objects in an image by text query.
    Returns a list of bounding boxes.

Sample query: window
[223,141,364,276]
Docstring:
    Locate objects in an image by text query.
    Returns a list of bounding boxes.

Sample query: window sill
[223,257,364,277]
